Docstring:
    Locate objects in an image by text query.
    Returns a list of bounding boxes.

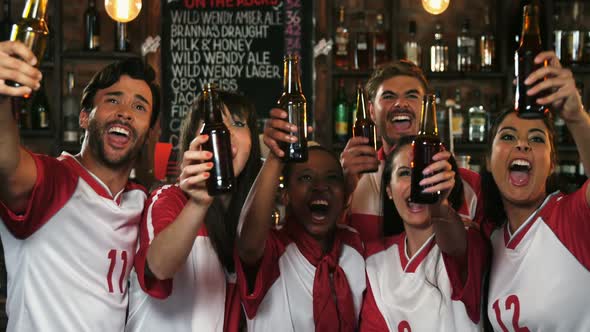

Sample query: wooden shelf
[426,71,506,80]
[61,51,140,61]
[332,68,372,78]
[20,129,54,138]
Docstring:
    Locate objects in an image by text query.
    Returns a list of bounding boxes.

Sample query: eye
[530,136,545,143]
[298,174,312,182]
[397,169,411,177]
[406,93,419,100]
[135,104,147,112]
[106,98,118,104]
[232,120,246,128]
[381,92,395,100]
[500,133,515,141]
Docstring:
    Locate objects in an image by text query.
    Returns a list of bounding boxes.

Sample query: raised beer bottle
[411,94,444,204]
[515,3,548,119]
[199,83,235,195]
[277,54,308,162]
[352,83,377,173]
[7,0,49,87]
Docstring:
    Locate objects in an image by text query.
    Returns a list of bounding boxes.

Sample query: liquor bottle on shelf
[200,83,235,195]
[277,54,308,162]
[553,5,563,60]
[84,0,100,51]
[562,1,583,65]
[353,12,370,71]
[18,94,32,130]
[352,83,377,173]
[1,0,13,41]
[115,22,129,52]
[410,94,443,204]
[457,19,476,72]
[451,88,465,144]
[334,6,350,69]
[30,80,49,130]
[480,7,495,71]
[372,13,388,67]
[467,90,486,143]
[334,79,349,143]
[404,20,421,67]
[8,0,49,87]
[430,22,448,72]
[515,3,549,119]
[63,72,80,144]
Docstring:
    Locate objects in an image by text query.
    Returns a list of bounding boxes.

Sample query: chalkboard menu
[161,0,313,177]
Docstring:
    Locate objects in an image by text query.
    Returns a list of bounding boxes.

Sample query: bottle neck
[283,58,302,94]
[419,95,438,136]
[355,87,368,119]
[203,88,223,123]
[22,0,48,20]
[520,6,541,46]
[338,8,345,25]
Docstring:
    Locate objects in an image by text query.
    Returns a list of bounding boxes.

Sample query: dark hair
[365,60,429,103]
[81,58,161,128]
[481,108,558,229]
[178,90,262,272]
[381,135,464,237]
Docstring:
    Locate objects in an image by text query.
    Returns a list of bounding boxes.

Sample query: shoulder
[336,224,364,254]
[365,234,401,259]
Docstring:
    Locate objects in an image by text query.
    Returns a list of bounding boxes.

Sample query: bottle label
[375,43,386,51]
[452,115,464,137]
[39,109,48,128]
[64,131,79,143]
[92,36,100,48]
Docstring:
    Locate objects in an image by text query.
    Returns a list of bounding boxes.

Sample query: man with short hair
[341,60,481,242]
[0,40,160,331]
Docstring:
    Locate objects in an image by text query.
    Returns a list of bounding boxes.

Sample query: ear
[369,100,376,123]
[79,110,89,130]
[386,185,393,201]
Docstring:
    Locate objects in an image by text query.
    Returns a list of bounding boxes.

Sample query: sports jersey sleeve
[349,213,383,243]
[235,230,284,319]
[359,277,389,332]
[544,180,590,270]
[458,168,483,226]
[0,152,78,238]
[442,227,488,324]
[133,185,187,299]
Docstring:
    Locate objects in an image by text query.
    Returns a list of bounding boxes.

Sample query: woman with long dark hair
[360,136,488,331]
[126,90,262,332]
[482,51,590,331]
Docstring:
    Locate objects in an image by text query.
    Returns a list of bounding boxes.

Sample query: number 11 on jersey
[107,249,128,293]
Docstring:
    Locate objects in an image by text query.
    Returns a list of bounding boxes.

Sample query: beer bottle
[334,78,349,143]
[515,3,548,119]
[7,0,49,87]
[352,83,377,173]
[199,83,235,195]
[410,94,444,204]
[277,54,308,162]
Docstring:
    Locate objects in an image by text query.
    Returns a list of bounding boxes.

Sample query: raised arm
[527,51,590,206]
[237,108,289,266]
[0,41,43,212]
[145,135,214,280]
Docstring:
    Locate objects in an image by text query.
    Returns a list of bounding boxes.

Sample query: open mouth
[107,125,132,147]
[309,199,329,221]
[388,111,413,131]
[406,198,426,213]
[508,159,531,187]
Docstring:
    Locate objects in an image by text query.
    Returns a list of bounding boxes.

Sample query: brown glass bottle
[7,0,49,87]
[334,6,350,69]
[352,84,377,173]
[199,83,235,195]
[411,94,444,204]
[515,4,548,119]
[277,54,308,162]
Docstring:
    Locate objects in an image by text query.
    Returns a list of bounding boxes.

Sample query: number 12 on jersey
[107,249,128,293]
[493,295,529,332]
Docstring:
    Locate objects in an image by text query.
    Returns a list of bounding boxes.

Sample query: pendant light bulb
[422,0,450,15]
[105,0,142,23]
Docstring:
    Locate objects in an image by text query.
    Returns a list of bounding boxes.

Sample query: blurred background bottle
[480,7,495,71]
[353,12,370,71]
[334,79,349,143]
[115,22,129,52]
[30,79,49,129]
[372,13,388,67]
[334,6,350,69]
[84,0,100,51]
[467,90,486,143]
[63,72,80,143]
[404,20,421,67]
[0,0,13,41]
[430,22,448,72]
[457,19,475,72]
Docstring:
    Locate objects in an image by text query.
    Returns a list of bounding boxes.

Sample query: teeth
[510,159,531,168]
[109,126,130,136]
[392,115,411,122]
[310,200,328,206]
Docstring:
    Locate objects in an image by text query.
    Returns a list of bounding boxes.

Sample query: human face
[487,113,553,207]
[386,144,431,229]
[81,75,153,169]
[285,149,346,240]
[220,105,252,177]
[370,76,425,148]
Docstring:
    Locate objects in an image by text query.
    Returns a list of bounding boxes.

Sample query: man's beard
[86,119,146,170]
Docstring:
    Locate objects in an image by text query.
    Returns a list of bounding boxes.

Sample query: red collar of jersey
[285,219,356,332]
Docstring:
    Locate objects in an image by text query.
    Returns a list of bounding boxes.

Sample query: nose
[116,105,133,122]
[515,139,531,152]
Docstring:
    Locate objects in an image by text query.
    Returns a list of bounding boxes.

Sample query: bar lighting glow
[422,0,450,15]
[105,0,142,23]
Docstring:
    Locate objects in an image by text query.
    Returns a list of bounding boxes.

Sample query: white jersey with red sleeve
[0,152,146,332]
[487,181,590,332]
[126,184,241,332]
[349,147,482,242]
[361,228,487,332]
[235,224,366,331]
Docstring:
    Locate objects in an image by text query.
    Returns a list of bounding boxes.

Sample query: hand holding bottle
[0,41,41,97]
[263,107,313,160]
[419,150,455,201]
[524,51,584,123]
[179,134,215,206]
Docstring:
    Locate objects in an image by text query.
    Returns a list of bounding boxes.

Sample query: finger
[422,176,455,194]
[180,172,211,188]
[430,150,452,162]
[345,156,380,169]
[0,41,38,66]
[534,51,562,68]
[422,160,452,175]
[268,117,297,133]
[343,136,370,150]
[269,108,288,119]
[348,162,380,175]
[536,86,578,106]
[0,65,42,91]
[188,134,209,151]
[263,134,285,157]
[267,126,298,144]
[183,150,213,164]
[343,145,378,158]
[0,82,32,97]
[525,66,570,86]
[420,170,455,187]
[180,162,214,179]
[526,75,574,97]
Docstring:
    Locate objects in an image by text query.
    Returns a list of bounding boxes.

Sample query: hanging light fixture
[105,0,142,23]
[422,0,450,15]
